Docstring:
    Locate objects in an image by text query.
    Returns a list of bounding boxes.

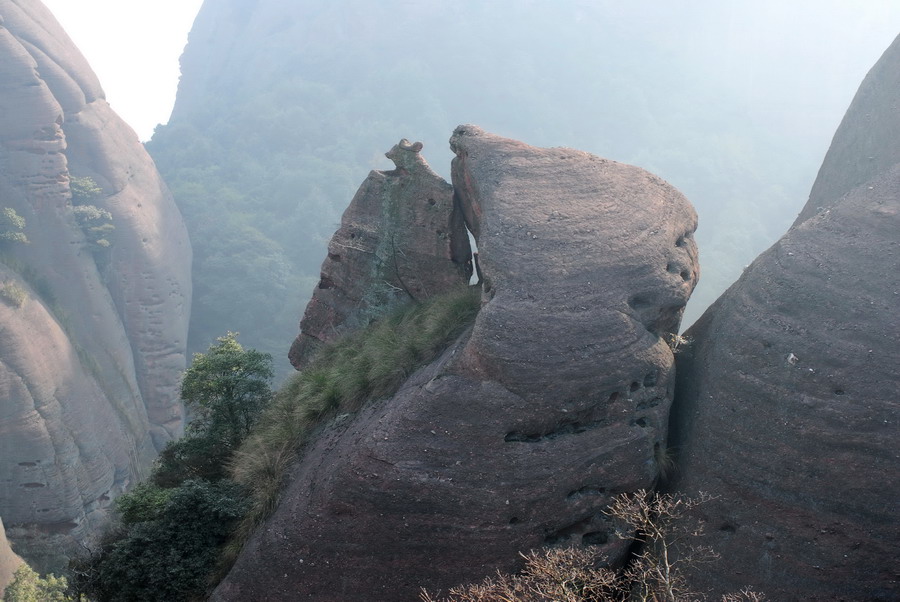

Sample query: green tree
[154,333,274,487]
[70,480,246,602]
[2,564,68,602]
[72,205,114,249]
[69,176,102,205]
[181,332,274,447]
[0,207,27,244]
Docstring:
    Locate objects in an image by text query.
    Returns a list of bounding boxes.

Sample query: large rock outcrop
[213,127,698,600]
[0,518,23,598]
[0,1,191,570]
[288,139,471,368]
[670,34,900,601]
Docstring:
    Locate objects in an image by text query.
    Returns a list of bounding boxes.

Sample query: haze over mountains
[146,0,900,374]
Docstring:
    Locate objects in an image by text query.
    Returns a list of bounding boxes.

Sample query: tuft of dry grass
[221,285,481,567]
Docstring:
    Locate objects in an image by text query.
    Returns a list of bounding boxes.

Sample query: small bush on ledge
[0,281,28,308]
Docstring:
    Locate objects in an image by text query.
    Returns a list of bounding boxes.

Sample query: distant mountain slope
[0,0,191,571]
[148,0,891,371]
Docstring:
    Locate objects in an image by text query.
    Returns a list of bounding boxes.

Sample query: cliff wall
[0,0,191,570]
[670,34,900,600]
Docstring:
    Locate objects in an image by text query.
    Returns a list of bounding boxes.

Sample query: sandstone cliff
[0,0,191,570]
[213,127,698,600]
[0,518,23,598]
[670,34,900,601]
[289,139,471,368]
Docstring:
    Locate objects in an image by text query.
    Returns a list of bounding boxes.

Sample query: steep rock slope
[0,518,23,598]
[797,34,900,225]
[0,1,191,569]
[670,35,900,601]
[289,139,471,368]
[213,127,698,600]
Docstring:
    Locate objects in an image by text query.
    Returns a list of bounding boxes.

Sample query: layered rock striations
[670,35,900,601]
[289,139,471,368]
[214,127,698,600]
[0,1,191,569]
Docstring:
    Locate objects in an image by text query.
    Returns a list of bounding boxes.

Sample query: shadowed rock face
[0,1,190,569]
[288,139,471,368]
[670,35,900,602]
[213,127,698,601]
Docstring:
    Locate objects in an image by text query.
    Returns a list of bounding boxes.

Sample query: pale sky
[41,0,204,141]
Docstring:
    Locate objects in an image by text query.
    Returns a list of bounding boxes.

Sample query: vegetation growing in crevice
[224,284,481,564]
[0,281,27,308]
[68,176,114,263]
[0,208,28,244]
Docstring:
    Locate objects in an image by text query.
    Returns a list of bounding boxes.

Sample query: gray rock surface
[213,127,698,600]
[0,0,191,570]
[670,34,900,601]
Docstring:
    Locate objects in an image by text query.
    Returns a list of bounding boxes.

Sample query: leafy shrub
[2,564,68,602]
[70,480,246,602]
[71,205,114,250]
[68,176,102,205]
[0,208,27,244]
[0,282,27,308]
[113,483,172,525]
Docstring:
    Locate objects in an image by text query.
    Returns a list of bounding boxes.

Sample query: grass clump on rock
[226,285,481,556]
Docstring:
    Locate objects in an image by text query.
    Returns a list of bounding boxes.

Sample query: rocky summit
[670,34,900,601]
[0,1,191,570]
[213,127,698,600]
[289,139,471,369]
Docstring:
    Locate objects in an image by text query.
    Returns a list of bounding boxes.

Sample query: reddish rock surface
[289,139,470,368]
[213,127,698,600]
[0,518,23,598]
[670,35,900,602]
[0,1,190,569]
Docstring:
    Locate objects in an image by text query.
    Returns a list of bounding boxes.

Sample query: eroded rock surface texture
[0,518,23,598]
[670,35,900,601]
[288,139,470,369]
[0,1,191,569]
[213,127,698,601]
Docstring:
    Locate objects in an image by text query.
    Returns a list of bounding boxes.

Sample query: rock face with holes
[669,34,900,601]
[0,1,190,570]
[212,126,698,600]
[288,139,471,369]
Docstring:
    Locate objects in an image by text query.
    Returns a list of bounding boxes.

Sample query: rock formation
[0,1,191,570]
[669,34,900,601]
[0,518,23,598]
[288,139,471,368]
[213,127,698,600]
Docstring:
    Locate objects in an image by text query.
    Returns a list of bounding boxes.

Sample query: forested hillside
[147,0,896,374]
